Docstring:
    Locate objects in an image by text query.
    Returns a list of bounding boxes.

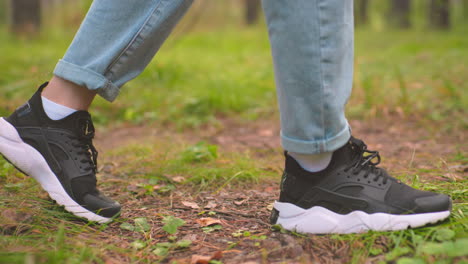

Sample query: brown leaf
[266,203,274,211]
[449,164,468,172]
[258,129,273,136]
[182,201,200,209]
[181,234,198,242]
[212,251,223,260]
[152,185,162,190]
[104,258,120,264]
[234,198,249,206]
[191,251,223,264]
[204,201,217,209]
[196,217,222,227]
[126,185,139,192]
[191,255,210,264]
[0,209,33,234]
[172,176,185,183]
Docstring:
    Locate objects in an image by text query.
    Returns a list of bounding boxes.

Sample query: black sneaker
[0,83,120,223]
[271,137,451,234]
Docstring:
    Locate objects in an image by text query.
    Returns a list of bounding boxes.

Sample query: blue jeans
[54,0,353,154]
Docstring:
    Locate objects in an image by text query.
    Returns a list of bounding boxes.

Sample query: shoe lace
[71,120,98,174]
[344,137,388,184]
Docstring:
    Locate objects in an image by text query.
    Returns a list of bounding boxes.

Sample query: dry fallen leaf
[212,251,223,261]
[191,251,223,264]
[258,129,273,136]
[126,185,139,192]
[182,201,200,209]
[0,209,33,234]
[196,217,222,227]
[172,176,185,183]
[204,201,217,209]
[181,234,198,242]
[191,255,210,264]
[234,198,248,206]
[449,164,468,172]
[266,203,274,211]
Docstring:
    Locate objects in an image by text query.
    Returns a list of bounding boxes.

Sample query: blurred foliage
[0,0,466,131]
[0,0,7,24]
[1,0,468,30]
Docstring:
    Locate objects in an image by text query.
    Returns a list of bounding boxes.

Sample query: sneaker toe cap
[83,193,121,218]
[414,193,452,213]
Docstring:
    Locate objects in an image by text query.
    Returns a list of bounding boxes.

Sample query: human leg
[43,76,96,111]
[263,0,451,233]
[0,0,193,223]
[263,0,353,154]
[54,0,193,103]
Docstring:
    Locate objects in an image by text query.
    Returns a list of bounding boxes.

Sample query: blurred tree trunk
[464,0,468,21]
[244,0,261,25]
[354,0,369,26]
[0,1,7,25]
[10,0,41,35]
[389,0,411,28]
[429,0,451,29]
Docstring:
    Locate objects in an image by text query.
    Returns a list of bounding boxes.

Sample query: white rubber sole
[0,117,112,223]
[274,201,450,234]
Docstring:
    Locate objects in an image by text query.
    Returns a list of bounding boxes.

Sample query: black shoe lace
[344,137,388,184]
[71,120,98,174]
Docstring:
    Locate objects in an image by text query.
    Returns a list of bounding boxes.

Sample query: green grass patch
[107,140,277,192]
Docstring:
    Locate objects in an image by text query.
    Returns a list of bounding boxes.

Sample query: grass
[0,23,466,129]
[106,140,277,193]
[0,5,467,263]
[352,29,468,126]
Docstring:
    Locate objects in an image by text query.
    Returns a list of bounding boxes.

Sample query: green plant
[162,216,185,235]
[120,217,151,233]
[181,141,218,163]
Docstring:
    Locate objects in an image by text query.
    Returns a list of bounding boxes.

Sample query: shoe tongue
[60,111,94,136]
[328,139,358,168]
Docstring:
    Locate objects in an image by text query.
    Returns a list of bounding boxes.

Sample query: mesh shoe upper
[277,137,451,216]
[6,83,120,218]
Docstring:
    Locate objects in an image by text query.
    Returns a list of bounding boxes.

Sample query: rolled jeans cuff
[281,123,351,154]
[53,59,120,102]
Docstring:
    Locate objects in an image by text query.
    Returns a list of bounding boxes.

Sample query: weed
[148,216,191,260]
[120,217,151,233]
[181,141,218,163]
[161,216,185,235]
[202,224,223,233]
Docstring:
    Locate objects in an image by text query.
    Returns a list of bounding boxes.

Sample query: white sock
[289,151,333,172]
[41,96,77,120]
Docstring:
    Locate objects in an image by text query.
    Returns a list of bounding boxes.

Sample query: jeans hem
[53,59,120,102]
[281,123,351,154]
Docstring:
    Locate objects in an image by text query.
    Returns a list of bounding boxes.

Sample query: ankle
[288,151,333,173]
[41,96,77,120]
[42,76,96,111]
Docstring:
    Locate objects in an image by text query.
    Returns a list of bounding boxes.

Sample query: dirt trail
[97,116,465,178]
[90,116,467,263]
